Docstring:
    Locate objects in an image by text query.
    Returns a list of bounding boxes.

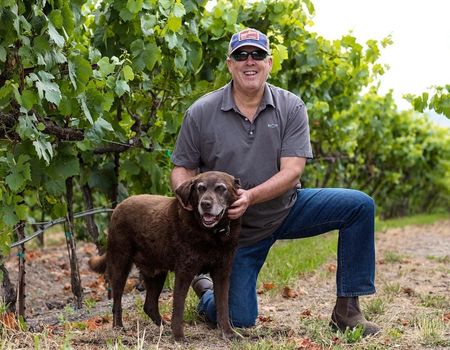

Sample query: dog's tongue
[203,213,217,224]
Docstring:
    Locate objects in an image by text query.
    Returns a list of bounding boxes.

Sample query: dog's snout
[201,199,213,211]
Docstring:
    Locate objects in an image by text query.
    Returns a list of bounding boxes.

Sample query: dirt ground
[3,219,450,349]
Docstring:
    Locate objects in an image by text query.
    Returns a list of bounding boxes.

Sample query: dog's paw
[222,329,244,341]
[173,335,188,343]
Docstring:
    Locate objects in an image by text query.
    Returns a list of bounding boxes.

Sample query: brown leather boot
[330,297,380,336]
[191,275,213,298]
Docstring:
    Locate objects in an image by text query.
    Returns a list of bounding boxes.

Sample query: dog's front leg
[171,272,194,342]
[211,267,243,340]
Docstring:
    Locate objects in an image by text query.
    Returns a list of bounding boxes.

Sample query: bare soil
[3,220,450,349]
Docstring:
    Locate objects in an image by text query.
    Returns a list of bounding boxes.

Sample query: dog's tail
[88,254,107,274]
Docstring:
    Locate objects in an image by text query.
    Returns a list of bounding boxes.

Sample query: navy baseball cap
[228,28,270,55]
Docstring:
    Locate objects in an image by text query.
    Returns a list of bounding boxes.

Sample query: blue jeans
[198,188,376,328]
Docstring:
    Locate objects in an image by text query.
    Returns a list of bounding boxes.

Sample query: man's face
[226,45,273,94]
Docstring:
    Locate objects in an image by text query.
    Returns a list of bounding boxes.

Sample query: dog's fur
[88,171,241,341]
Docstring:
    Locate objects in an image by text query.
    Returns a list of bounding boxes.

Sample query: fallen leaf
[443,313,450,323]
[258,315,273,323]
[0,312,19,330]
[327,263,336,272]
[89,276,106,291]
[262,281,276,291]
[400,319,409,326]
[289,336,321,350]
[124,277,139,293]
[332,335,341,345]
[401,287,415,297]
[26,251,43,261]
[282,286,298,299]
[300,309,312,318]
[86,316,105,331]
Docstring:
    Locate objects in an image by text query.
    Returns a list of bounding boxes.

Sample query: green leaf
[102,92,114,111]
[61,2,75,35]
[16,114,37,140]
[20,89,38,110]
[68,55,93,91]
[127,0,144,14]
[96,57,115,77]
[165,32,178,49]
[174,46,186,70]
[48,22,65,48]
[122,65,135,81]
[33,137,54,164]
[93,117,114,137]
[78,93,93,124]
[6,172,26,192]
[271,43,288,74]
[115,80,130,97]
[5,155,31,192]
[173,3,186,17]
[49,157,80,179]
[2,205,18,227]
[29,71,62,106]
[49,9,63,29]
[167,15,182,32]
[15,204,29,220]
[141,13,156,36]
[131,40,161,71]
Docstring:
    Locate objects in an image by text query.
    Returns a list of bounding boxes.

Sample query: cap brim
[229,42,269,55]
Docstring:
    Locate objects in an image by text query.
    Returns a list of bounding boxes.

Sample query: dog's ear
[233,177,241,189]
[175,180,194,211]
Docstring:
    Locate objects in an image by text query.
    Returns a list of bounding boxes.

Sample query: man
[170,28,379,336]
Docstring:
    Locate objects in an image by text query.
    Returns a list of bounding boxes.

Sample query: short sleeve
[171,109,201,169]
[281,103,313,159]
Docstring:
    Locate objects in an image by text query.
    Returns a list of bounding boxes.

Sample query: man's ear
[175,180,194,211]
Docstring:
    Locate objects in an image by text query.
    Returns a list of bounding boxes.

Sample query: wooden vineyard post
[16,223,26,318]
[65,177,83,309]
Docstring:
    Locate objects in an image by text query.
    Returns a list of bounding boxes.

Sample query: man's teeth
[244,71,257,75]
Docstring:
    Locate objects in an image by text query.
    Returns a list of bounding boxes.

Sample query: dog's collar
[212,221,230,236]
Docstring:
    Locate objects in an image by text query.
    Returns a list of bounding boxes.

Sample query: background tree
[0,0,449,258]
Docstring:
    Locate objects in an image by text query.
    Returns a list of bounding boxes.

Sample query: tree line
[0,0,449,256]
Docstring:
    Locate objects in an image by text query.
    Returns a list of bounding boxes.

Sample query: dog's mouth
[201,210,225,228]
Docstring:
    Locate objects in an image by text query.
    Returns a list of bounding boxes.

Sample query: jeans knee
[349,190,374,214]
[358,191,375,214]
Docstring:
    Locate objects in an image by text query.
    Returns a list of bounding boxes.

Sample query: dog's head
[175,171,240,229]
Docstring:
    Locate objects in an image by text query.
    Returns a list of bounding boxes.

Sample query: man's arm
[171,166,198,191]
[228,157,307,219]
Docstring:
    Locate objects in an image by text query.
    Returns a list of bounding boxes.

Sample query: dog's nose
[201,199,213,211]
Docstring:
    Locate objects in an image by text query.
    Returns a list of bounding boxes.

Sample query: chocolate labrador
[89,171,241,341]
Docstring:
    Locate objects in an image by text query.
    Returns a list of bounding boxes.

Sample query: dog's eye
[197,183,207,193]
[215,184,227,194]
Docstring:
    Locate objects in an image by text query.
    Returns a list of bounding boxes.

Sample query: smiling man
[170,28,379,336]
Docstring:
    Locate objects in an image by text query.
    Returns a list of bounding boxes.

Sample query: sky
[310,0,450,126]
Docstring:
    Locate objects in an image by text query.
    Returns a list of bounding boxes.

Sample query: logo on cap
[238,29,260,42]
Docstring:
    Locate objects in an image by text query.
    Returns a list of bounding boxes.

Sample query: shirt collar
[221,81,275,112]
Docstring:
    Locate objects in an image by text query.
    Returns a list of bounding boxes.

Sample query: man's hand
[228,189,252,219]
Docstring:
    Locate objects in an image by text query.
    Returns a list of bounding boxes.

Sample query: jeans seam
[276,220,345,239]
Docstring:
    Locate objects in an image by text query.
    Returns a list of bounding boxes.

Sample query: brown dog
[88,171,241,341]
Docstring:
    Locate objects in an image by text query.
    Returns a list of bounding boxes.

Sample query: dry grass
[1,220,449,349]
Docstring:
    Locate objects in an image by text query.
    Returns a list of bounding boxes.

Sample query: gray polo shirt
[171,81,313,246]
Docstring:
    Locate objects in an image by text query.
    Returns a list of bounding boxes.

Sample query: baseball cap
[228,28,270,55]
